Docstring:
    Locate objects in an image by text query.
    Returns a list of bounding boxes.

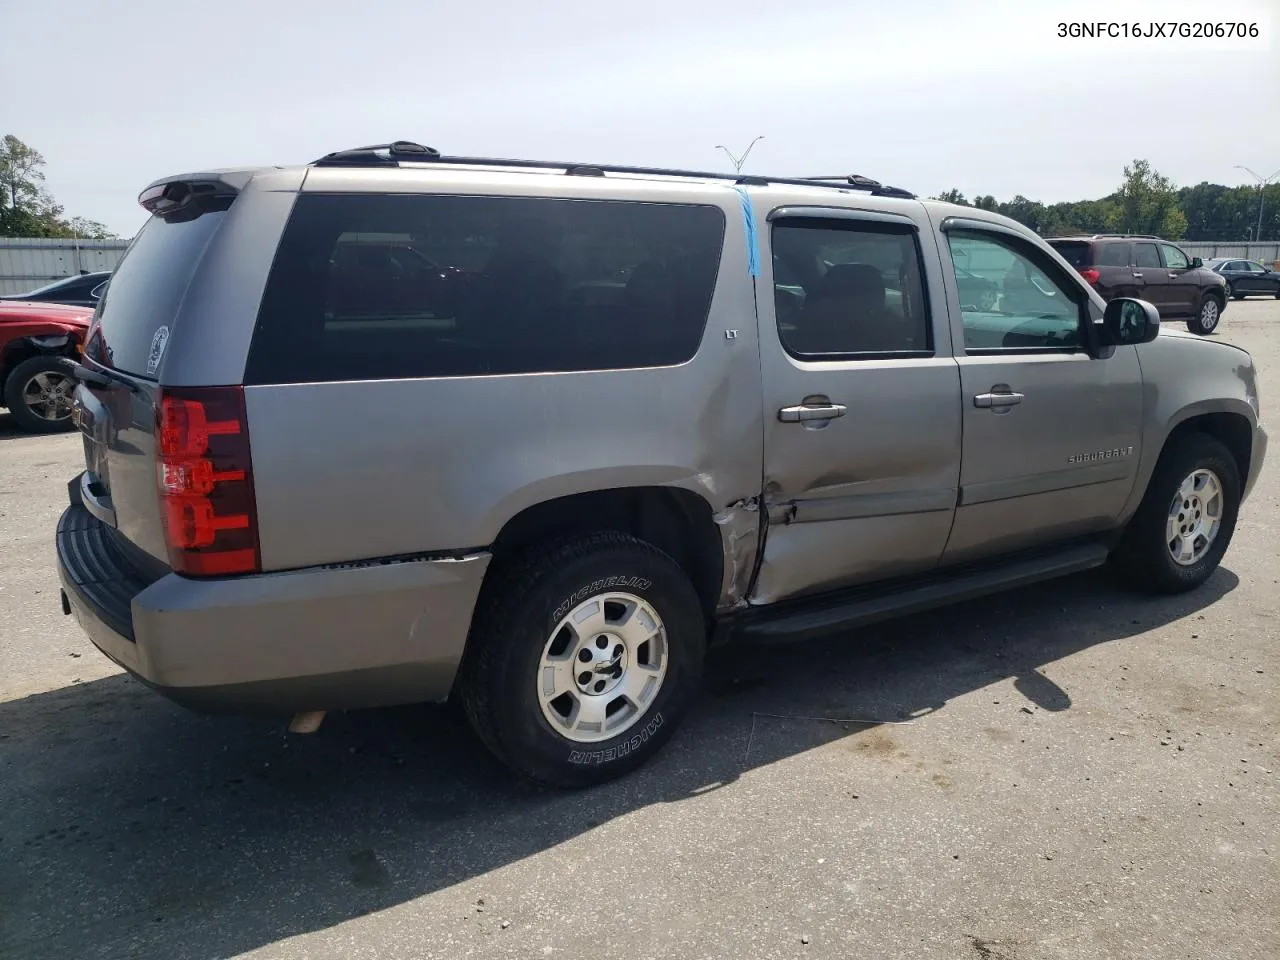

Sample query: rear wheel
[1228,282,1244,301]
[1187,295,1221,335]
[3,355,77,433]
[460,532,706,788]
[1112,434,1240,594]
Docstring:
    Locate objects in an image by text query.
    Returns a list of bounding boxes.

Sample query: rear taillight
[155,386,259,576]
[1079,268,1101,285]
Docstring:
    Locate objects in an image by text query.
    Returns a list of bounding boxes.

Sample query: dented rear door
[750,200,961,604]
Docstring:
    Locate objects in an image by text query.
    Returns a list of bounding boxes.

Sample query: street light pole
[715,136,765,174]
[1235,165,1280,243]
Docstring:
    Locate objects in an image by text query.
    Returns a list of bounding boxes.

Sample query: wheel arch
[487,485,730,625]
[0,335,78,398]
[1199,287,1226,309]
[1122,403,1256,525]
[1161,411,1254,490]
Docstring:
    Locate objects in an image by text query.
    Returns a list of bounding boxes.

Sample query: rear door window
[245,194,726,384]
[1133,244,1162,269]
[771,218,931,357]
[88,211,228,377]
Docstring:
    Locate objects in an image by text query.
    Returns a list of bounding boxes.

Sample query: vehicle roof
[152,160,918,202]
[142,147,1042,242]
[145,141,921,206]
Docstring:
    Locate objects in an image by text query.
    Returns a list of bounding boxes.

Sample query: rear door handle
[974,391,1024,409]
[1168,272,1179,278]
[779,402,847,422]
[1132,272,1143,279]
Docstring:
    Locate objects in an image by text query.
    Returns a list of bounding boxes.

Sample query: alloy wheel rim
[536,591,668,744]
[1200,300,1219,329]
[21,371,74,421]
[1166,468,1223,566]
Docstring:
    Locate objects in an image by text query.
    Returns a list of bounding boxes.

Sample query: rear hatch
[1047,239,1092,268]
[72,182,242,571]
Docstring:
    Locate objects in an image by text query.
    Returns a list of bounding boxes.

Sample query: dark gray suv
[57,143,1267,787]
[1046,235,1229,335]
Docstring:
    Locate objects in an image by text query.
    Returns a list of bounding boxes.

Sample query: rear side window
[1098,243,1131,267]
[1048,241,1090,267]
[87,212,227,377]
[245,194,726,383]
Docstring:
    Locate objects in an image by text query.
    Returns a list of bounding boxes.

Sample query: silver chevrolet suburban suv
[57,141,1267,788]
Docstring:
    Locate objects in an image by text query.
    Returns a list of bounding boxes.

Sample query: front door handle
[1168,272,1179,279]
[1132,272,1144,279]
[974,390,1024,409]
[779,402,847,423]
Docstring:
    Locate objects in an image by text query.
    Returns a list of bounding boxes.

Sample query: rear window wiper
[60,358,139,392]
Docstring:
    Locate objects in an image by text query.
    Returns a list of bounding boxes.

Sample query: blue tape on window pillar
[734,186,761,277]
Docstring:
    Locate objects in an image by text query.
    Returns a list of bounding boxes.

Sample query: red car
[0,300,94,433]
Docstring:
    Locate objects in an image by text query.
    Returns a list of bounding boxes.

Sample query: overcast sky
[3,0,1276,237]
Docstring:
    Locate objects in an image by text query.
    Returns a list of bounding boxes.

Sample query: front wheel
[460,532,706,788]
[1187,295,1221,335]
[3,355,78,433]
[1112,434,1241,594]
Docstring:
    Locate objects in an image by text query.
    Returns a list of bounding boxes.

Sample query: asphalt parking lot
[2,300,1278,960]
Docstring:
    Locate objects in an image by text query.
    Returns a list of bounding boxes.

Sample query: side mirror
[1103,297,1160,346]
[1191,256,1203,268]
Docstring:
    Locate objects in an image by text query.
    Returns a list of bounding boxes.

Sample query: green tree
[937,163,1267,242]
[67,215,113,239]
[1113,159,1185,239]
[932,188,969,205]
[997,195,1048,232]
[0,134,46,211]
[0,134,115,238]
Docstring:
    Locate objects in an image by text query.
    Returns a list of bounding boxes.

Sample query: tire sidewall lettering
[551,575,652,622]
[567,712,665,765]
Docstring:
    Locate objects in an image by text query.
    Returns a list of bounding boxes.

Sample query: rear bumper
[56,501,490,713]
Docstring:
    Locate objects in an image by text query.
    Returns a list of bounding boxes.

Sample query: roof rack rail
[803,174,882,188]
[1090,233,1161,240]
[309,141,917,198]
[314,141,442,166]
[799,174,914,198]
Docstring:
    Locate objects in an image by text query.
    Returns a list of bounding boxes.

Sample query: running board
[730,541,1110,645]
